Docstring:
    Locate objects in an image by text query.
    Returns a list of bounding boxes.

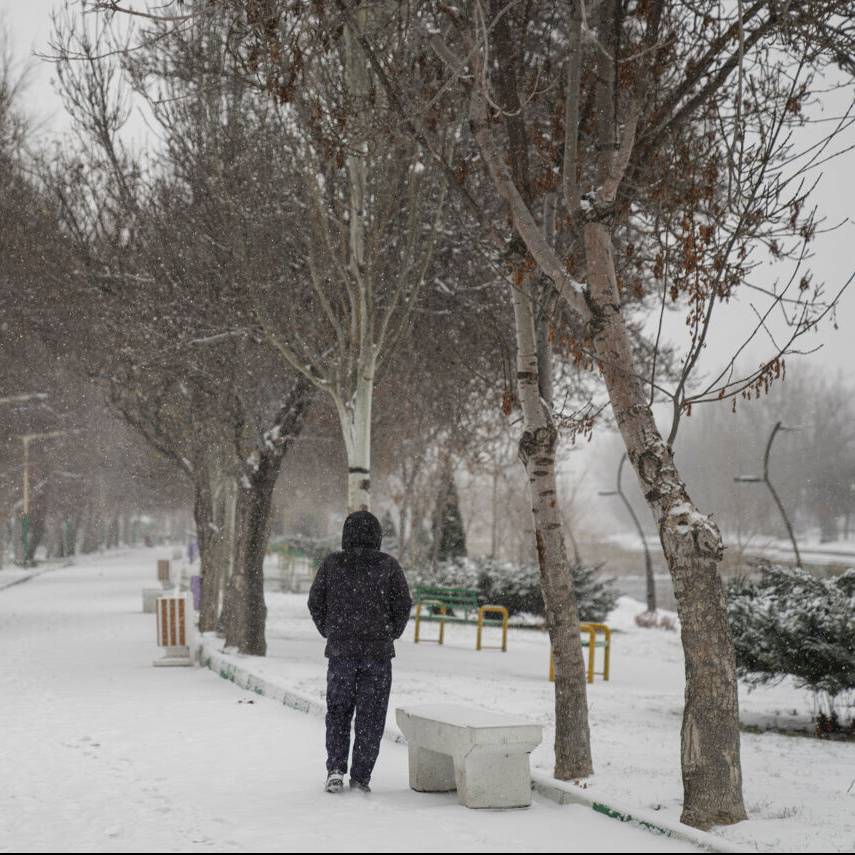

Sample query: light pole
[20,430,73,566]
[734,420,802,568]
[600,452,656,613]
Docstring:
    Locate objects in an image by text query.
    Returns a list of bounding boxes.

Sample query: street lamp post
[734,420,802,568]
[0,394,49,566]
[600,452,657,613]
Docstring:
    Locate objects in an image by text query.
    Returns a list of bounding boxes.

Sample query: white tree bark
[510,277,593,779]
[254,4,452,519]
[336,354,376,512]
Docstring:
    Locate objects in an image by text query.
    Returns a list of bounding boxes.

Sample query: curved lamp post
[600,452,656,613]
[734,420,802,568]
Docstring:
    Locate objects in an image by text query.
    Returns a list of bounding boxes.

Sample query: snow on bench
[395,704,543,809]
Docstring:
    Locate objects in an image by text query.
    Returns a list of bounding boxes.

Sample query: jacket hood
[341,511,383,551]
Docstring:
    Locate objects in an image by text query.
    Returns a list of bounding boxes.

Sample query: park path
[0,548,697,853]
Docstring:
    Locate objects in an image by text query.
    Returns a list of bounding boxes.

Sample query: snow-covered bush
[634,610,679,631]
[409,556,618,623]
[270,533,336,568]
[727,566,855,702]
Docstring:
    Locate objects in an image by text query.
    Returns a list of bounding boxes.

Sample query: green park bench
[412,585,509,651]
[413,584,612,680]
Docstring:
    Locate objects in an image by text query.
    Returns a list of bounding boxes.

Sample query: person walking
[308,510,412,794]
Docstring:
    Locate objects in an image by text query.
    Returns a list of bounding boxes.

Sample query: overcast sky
[3,0,854,382]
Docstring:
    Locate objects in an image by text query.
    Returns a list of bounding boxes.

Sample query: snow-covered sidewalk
[0,549,698,853]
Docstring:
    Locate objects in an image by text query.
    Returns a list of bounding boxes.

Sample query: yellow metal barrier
[476,605,509,652]
[548,623,611,683]
[414,601,447,645]
[589,623,612,681]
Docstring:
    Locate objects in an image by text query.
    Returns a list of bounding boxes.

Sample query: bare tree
[244,5,458,514]
[101,2,462,515]
[45,13,316,654]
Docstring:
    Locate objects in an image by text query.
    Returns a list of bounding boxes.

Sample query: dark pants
[325,657,392,783]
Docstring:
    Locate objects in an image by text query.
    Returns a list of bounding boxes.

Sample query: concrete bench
[396,704,543,809]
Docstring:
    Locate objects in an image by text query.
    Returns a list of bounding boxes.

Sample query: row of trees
[3,0,853,830]
[0,47,189,564]
[19,5,532,651]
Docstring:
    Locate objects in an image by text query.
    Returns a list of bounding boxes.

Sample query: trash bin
[154,592,194,667]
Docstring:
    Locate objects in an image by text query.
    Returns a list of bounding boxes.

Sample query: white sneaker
[325,770,345,793]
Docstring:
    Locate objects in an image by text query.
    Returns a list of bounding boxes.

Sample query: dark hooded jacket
[308,511,413,659]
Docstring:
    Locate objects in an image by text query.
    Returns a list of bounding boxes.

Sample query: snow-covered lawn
[251,589,855,853]
[0,549,699,853]
[606,530,855,569]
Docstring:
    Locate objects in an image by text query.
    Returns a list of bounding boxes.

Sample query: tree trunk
[120,512,132,546]
[26,488,49,563]
[340,371,374,513]
[585,220,746,828]
[644,548,657,615]
[194,466,224,634]
[217,378,315,653]
[341,12,375,515]
[817,507,837,544]
[510,278,593,780]
[106,515,120,549]
[53,518,66,559]
[80,501,101,554]
[398,504,408,560]
[221,464,280,656]
[490,464,500,558]
[65,514,79,556]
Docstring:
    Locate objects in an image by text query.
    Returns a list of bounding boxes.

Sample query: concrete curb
[195,636,408,745]
[0,572,39,592]
[196,635,746,853]
[197,638,325,718]
[530,774,748,853]
[0,563,68,592]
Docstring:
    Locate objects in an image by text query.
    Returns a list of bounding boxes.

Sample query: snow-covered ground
[0,549,700,853]
[607,531,855,569]
[0,559,69,591]
[248,584,855,853]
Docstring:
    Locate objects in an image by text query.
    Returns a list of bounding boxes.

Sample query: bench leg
[453,751,533,809]
[408,745,456,793]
